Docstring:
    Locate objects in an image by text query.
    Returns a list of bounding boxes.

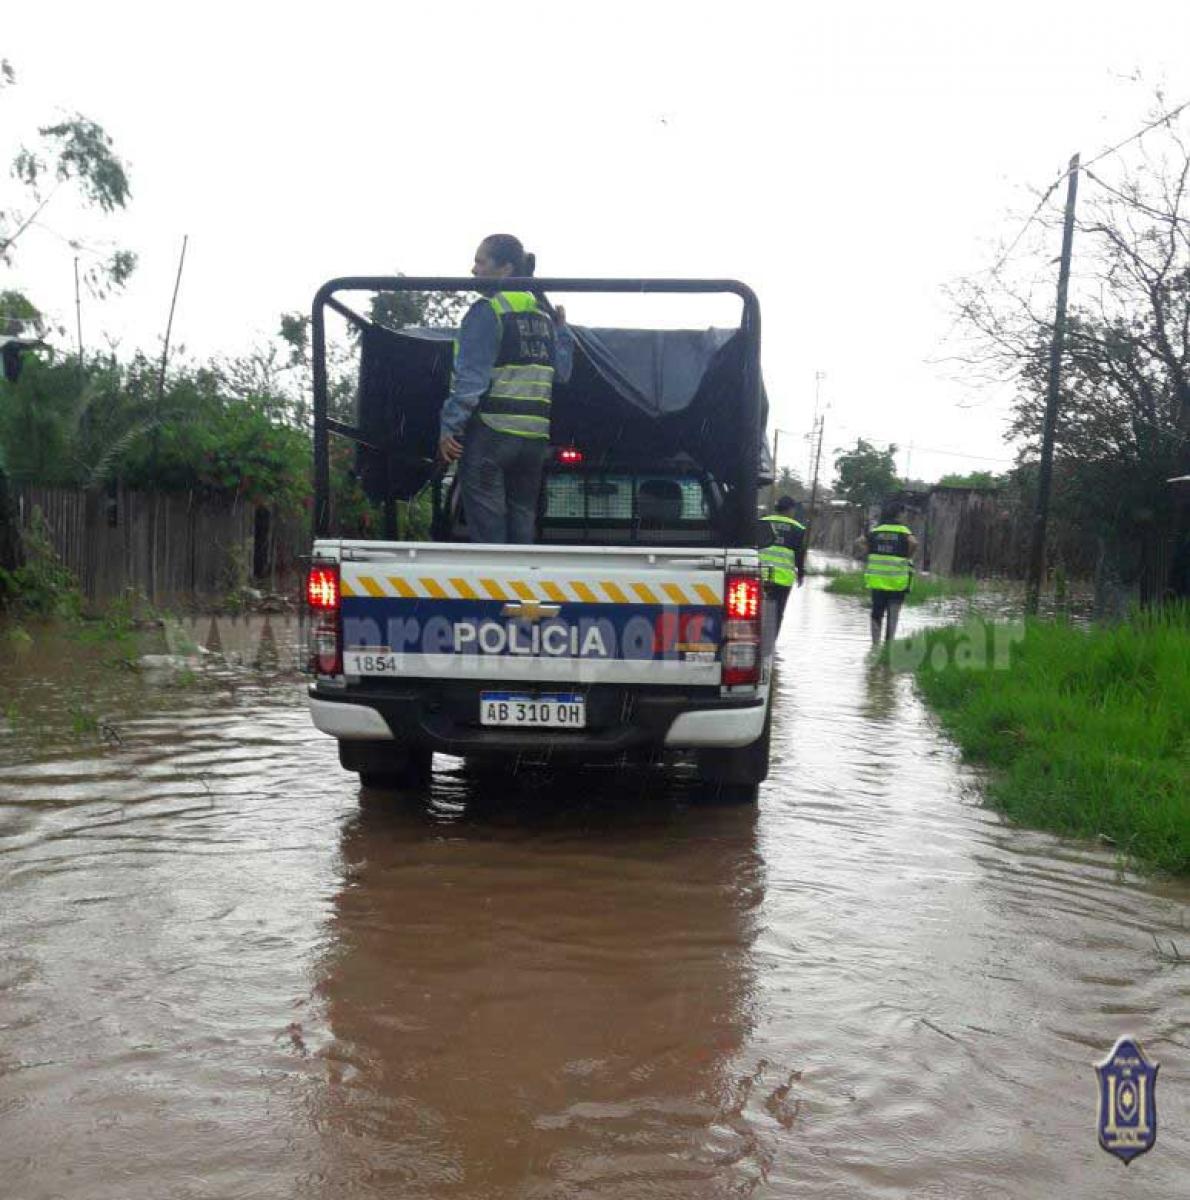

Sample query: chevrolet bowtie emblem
[501,602,562,621]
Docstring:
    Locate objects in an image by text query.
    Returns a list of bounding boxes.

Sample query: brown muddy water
[1,571,1187,1198]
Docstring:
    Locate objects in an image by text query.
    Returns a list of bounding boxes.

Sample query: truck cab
[304,277,775,802]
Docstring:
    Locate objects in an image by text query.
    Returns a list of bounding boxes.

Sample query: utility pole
[151,234,189,605]
[807,412,826,541]
[155,235,189,409]
[1026,154,1080,616]
[73,257,83,364]
[807,370,825,484]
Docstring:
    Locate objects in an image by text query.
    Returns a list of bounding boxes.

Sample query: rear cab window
[539,470,718,545]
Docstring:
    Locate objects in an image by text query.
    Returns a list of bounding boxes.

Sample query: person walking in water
[438,234,574,544]
[760,496,807,631]
[853,501,918,645]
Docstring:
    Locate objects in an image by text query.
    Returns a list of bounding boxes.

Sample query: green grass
[824,570,979,604]
[912,607,1190,875]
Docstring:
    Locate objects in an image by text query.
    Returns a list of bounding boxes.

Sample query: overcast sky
[6,1,1190,484]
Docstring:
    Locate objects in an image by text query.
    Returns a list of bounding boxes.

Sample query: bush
[0,354,313,516]
[0,507,82,617]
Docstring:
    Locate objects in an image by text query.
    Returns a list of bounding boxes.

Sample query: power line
[829,421,1016,463]
[928,94,1190,365]
[1082,95,1190,170]
[993,94,1190,265]
[984,95,1190,282]
[910,444,1015,463]
[1081,165,1190,225]
[983,178,1065,283]
[926,179,1064,364]
[899,443,1014,464]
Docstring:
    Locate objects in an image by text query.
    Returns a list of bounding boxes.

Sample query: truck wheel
[695,706,771,805]
[697,779,760,805]
[360,750,433,791]
[338,741,433,791]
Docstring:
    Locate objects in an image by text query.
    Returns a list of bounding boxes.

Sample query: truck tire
[695,704,771,805]
[338,740,433,791]
[697,779,760,806]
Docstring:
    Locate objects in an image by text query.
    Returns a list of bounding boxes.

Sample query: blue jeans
[458,419,548,544]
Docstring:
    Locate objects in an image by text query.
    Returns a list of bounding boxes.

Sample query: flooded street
[2,573,1187,1198]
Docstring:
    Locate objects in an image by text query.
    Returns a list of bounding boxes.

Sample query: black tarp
[355,323,770,502]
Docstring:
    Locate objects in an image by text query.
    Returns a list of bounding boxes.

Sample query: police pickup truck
[304,277,775,802]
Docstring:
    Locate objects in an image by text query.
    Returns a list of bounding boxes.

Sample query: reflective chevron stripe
[339,573,723,606]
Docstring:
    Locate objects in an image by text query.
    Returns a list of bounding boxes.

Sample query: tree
[0,289,45,338]
[213,344,301,427]
[950,97,1190,594]
[833,438,899,507]
[773,466,805,501]
[935,470,1003,489]
[277,279,469,433]
[276,309,352,425]
[0,59,136,294]
[0,61,138,604]
[367,281,470,332]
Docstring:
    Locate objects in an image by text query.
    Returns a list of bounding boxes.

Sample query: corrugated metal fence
[14,486,304,604]
[920,489,1032,577]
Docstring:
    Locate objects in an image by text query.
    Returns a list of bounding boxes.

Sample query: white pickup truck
[303,277,775,802]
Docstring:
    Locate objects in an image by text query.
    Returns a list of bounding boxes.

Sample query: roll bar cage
[311,277,762,546]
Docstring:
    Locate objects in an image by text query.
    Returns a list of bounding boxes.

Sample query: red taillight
[307,566,340,611]
[725,576,760,620]
[306,564,342,675]
[723,571,762,687]
[557,446,584,465]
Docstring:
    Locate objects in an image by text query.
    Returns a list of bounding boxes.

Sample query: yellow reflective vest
[760,514,805,588]
[453,291,557,440]
[863,523,913,592]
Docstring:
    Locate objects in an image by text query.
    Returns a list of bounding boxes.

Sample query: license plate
[480,692,586,728]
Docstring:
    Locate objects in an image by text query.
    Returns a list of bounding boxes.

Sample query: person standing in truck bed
[437,234,574,544]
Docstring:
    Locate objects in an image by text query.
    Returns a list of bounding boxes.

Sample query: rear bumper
[307,680,765,754]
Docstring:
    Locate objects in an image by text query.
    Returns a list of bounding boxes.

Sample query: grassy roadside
[825,570,979,605]
[911,607,1190,875]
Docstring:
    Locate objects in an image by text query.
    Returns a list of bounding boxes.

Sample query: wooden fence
[16,483,1180,608]
[14,486,306,604]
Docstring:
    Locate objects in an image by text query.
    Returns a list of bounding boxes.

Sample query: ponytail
[482,233,535,276]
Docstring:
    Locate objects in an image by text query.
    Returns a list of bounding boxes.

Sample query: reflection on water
[859,659,902,725]
[310,782,768,1197]
[1,572,1187,1198]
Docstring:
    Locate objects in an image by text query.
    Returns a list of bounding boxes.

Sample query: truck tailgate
[328,543,737,686]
